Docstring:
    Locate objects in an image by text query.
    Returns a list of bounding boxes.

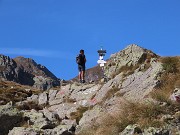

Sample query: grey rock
[94,73,123,103]
[143,127,170,135]
[170,88,180,102]
[49,98,64,106]
[70,83,100,105]
[0,103,22,135]
[33,76,59,90]
[48,103,78,119]
[49,89,58,101]
[51,83,99,107]
[23,109,55,129]
[42,108,59,122]
[174,111,180,119]
[23,109,43,121]
[121,62,163,101]
[61,119,77,127]
[27,94,39,103]
[161,114,174,121]
[44,124,75,135]
[34,117,55,129]
[77,105,103,131]
[120,124,142,135]
[38,92,48,105]
[55,84,71,99]
[8,127,40,135]
[49,85,71,106]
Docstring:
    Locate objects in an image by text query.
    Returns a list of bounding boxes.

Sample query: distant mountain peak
[0,54,60,90]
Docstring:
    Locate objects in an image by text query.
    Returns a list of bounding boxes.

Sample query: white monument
[97,47,106,67]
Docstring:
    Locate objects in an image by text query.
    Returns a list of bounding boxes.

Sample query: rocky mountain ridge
[0,44,180,135]
[0,55,60,90]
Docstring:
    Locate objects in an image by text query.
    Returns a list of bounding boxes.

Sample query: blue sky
[0,0,180,80]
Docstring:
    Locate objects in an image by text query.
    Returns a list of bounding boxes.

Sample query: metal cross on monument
[97,47,106,67]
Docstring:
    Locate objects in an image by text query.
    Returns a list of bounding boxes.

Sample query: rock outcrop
[0,55,60,90]
[0,55,18,82]
[104,44,158,78]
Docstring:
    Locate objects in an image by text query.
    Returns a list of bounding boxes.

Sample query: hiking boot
[82,80,85,83]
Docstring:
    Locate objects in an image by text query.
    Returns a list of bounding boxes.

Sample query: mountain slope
[0,55,60,90]
[1,44,180,135]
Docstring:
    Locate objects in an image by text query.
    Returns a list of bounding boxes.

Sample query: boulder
[8,127,40,135]
[48,103,78,119]
[94,73,123,103]
[38,92,48,105]
[143,127,170,135]
[27,94,39,103]
[120,124,142,135]
[0,102,22,135]
[170,88,180,102]
[23,109,55,129]
[33,76,59,90]
[70,83,100,105]
[49,89,58,101]
[44,124,75,135]
[49,85,71,106]
[77,105,103,132]
[42,108,59,122]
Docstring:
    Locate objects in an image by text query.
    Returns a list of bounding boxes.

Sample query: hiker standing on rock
[76,49,86,83]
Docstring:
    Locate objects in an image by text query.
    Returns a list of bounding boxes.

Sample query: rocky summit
[0,44,180,135]
[0,55,60,90]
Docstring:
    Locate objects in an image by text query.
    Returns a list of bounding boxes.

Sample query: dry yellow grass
[70,106,89,124]
[0,80,41,105]
[77,101,166,135]
[151,57,180,109]
[102,86,120,101]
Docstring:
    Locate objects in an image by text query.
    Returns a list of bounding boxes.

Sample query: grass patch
[109,63,140,79]
[70,106,89,124]
[161,57,179,74]
[0,80,43,105]
[119,102,165,129]
[0,88,32,105]
[151,57,180,107]
[77,101,165,135]
[63,96,76,103]
[101,85,120,103]
[115,91,126,97]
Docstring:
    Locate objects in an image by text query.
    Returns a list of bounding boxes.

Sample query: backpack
[76,54,82,64]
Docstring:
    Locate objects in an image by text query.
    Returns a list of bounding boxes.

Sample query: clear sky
[0,0,180,80]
